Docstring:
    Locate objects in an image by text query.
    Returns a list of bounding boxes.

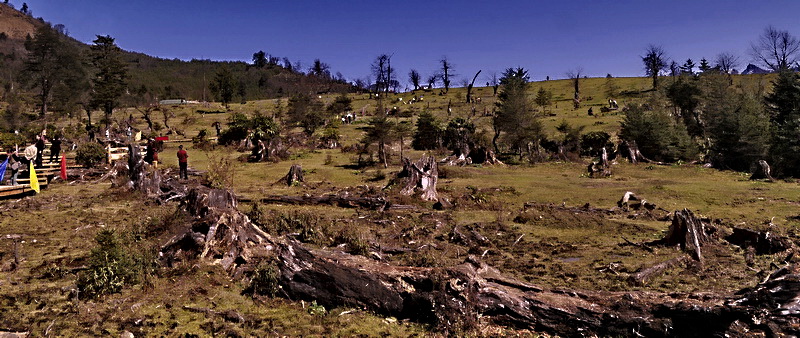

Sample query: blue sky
[17,0,800,86]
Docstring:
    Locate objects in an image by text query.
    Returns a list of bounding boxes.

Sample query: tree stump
[750,160,775,181]
[279,164,304,186]
[395,156,439,201]
[663,209,710,264]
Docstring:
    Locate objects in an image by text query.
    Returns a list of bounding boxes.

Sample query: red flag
[60,155,67,180]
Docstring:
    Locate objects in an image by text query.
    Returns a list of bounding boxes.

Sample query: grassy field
[1,74,796,335]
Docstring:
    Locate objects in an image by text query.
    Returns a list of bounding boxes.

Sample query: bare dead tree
[714,52,740,74]
[135,106,155,131]
[642,45,668,89]
[408,69,421,90]
[750,26,800,72]
[566,67,583,109]
[465,70,481,103]
[439,57,454,94]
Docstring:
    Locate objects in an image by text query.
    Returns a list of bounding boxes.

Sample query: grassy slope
[2,74,796,335]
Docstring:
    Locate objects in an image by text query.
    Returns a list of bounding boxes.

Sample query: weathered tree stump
[750,160,775,181]
[392,156,439,201]
[279,164,304,186]
[662,209,710,264]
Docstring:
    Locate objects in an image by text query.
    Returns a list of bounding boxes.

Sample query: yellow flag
[29,161,40,194]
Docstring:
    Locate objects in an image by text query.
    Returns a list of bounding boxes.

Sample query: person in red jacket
[177,145,189,179]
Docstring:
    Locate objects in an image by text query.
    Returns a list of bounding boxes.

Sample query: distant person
[49,136,62,163]
[144,139,155,164]
[86,124,95,141]
[177,145,189,180]
[34,135,46,168]
[8,150,21,186]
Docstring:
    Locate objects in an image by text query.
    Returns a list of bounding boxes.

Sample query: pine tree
[209,65,235,108]
[493,67,542,158]
[24,24,85,117]
[412,111,442,150]
[764,71,800,176]
[89,35,128,129]
[680,59,696,75]
[698,58,711,73]
[534,87,553,112]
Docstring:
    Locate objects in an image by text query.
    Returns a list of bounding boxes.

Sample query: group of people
[25,134,62,168]
[2,134,61,186]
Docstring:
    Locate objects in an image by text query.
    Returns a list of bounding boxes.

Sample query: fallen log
[725,227,790,255]
[241,194,390,210]
[628,255,690,285]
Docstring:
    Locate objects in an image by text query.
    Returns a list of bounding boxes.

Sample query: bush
[76,230,135,299]
[203,154,236,189]
[75,142,107,168]
[580,131,613,157]
[265,211,327,245]
[619,104,698,162]
[245,260,280,297]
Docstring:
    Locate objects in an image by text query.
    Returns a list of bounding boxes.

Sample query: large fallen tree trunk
[107,163,800,336]
[243,194,390,210]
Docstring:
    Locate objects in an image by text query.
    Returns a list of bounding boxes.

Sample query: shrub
[245,260,280,297]
[334,228,370,256]
[203,154,236,189]
[619,104,698,162]
[580,131,613,157]
[75,142,107,168]
[266,211,327,245]
[76,230,135,299]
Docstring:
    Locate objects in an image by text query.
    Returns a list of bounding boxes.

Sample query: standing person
[49,136,62,163]
[144,139,155,164]
[177,145,189,180]
[35,135,46,168]
[8,150,21,186]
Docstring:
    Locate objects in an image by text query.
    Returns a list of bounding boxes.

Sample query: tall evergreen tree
[698,58,711,72]
[680,59,696,75]
[619,104,697,162]
[764,71,800,176]
[412,111,442,150]
[361,111,395,168]
[252,50,267,68]
[24,24,85,117]
[89,35,128,128]
[209,65,235,108]
[701,73,769,170]
[493,67,541,157]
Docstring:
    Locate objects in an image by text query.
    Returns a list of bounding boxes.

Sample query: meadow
[1,74,796,336]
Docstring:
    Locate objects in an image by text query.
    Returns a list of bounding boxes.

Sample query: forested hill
[0,3,352,106]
